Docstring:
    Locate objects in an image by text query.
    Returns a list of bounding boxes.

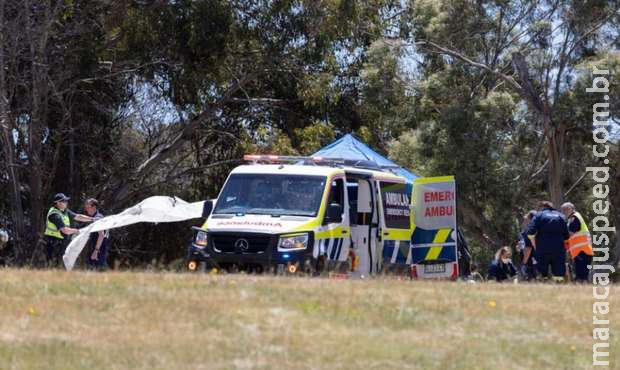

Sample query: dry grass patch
[0,269,618,369]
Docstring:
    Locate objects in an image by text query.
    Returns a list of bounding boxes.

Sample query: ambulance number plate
[424,263,446,274]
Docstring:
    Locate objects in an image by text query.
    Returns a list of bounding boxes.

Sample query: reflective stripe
[414,176,455,185]
[425,246,442,261]
[423,229,451,260]
[384,229,412,241]
[567,212,593,257]
[333,238,343,260]
[390,241,400,263]
[433,229,451,244]
[570,242,590,251]
[315,226,350,239]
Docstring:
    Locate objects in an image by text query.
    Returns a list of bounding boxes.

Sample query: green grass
[1,269,618,369]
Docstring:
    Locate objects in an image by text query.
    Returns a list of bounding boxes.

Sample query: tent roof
[312,134,419,182]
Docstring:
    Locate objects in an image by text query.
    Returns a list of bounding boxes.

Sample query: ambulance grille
[210,233,272,254]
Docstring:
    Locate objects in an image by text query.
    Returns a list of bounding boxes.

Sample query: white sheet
[63,196,204,270]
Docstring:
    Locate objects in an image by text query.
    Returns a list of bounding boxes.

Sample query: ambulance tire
[316,255,328,275]
[335,261,348,274]
[302,259,314,276]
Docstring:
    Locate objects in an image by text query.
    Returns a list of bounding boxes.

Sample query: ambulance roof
[230,164,406,182]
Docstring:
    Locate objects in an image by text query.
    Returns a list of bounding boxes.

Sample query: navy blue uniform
[526,208,569,278]
[488,259,517,282]
[519,230,537,280]
[85,211,109,269]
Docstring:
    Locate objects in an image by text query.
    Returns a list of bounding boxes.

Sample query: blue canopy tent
[312,134,419,183]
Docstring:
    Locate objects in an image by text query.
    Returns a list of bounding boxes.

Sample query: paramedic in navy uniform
[526,201,569,281]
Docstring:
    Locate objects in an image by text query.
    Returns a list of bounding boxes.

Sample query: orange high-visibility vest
[565,212,593,258]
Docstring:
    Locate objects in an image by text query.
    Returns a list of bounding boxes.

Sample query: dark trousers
[86,241,109,270]
[45,237,68,268]
[535,251,565,278]
[574,251,593,282]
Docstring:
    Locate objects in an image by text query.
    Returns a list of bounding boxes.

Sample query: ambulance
[186,155,459,278]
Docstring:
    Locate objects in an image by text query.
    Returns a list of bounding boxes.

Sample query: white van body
[188,158,417,276]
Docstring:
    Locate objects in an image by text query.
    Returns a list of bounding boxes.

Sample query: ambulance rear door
[377,180,413,273]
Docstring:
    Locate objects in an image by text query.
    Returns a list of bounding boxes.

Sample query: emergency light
[242,154,401,174]
[243,154,330,163]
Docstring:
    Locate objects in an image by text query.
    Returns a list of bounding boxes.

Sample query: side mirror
[325,203,343,224]
[202,200,214,218]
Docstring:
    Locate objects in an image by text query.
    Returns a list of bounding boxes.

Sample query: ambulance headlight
[278,233,309,251]
[194,231,208,248]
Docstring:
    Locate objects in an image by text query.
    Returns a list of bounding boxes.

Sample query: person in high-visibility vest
[44,193,93,268]
[561,202,593,283]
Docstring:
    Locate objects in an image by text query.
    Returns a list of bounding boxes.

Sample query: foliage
[0,0,618,267]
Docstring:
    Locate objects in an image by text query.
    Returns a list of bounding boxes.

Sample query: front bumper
[187,231,315,269]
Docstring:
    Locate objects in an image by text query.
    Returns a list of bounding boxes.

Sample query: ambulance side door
[318,177,351,262]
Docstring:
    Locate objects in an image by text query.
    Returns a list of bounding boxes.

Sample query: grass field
[0,269,618,370]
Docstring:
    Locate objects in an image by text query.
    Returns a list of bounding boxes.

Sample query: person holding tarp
[83,198,110,270]
[44,193,94,268]
[526,201,569,282]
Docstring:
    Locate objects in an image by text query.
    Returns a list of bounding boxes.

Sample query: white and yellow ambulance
[188,155,412,276]
[186,155,459,278]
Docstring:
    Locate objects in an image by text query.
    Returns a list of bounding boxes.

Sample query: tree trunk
[546,122,566,207]
[0,2,27,264]
[24,0,54,262]
[0,125,27,263]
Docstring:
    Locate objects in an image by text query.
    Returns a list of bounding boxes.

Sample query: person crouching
[488,246,517,282]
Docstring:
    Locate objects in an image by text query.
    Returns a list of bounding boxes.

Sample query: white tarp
[63,196,204,271]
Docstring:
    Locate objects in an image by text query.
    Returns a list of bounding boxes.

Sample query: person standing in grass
[488,246,517,282]
[526,201,569,282]
[517,210,538,281]
[560,202,593,283]
[44,193,94,268]
[84,198,109,270]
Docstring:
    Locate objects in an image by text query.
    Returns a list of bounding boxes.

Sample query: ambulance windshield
[214,174,327,217]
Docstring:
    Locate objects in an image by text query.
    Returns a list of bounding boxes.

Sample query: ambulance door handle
[341,230,347,235]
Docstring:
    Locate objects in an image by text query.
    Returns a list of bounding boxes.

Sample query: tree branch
[109,74,253,204]
[421,40,523,92]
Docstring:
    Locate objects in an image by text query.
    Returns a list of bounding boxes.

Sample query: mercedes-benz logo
[235,238,249,251]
